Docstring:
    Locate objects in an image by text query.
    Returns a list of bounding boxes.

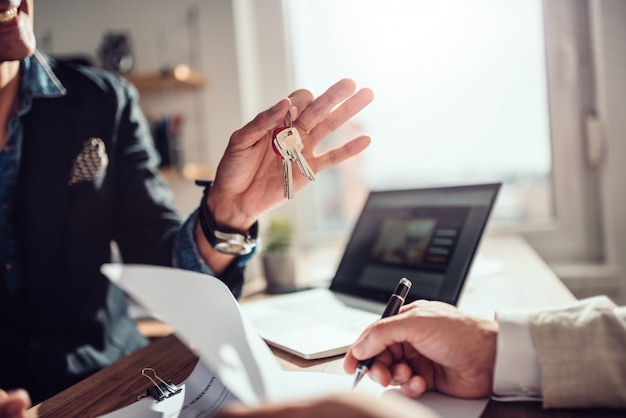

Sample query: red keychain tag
[272,127,287,157]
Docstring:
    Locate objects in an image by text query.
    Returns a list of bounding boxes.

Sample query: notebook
[241,183,501,359]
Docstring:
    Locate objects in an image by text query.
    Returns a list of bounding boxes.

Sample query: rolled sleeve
[173,209,213,274]
[173,208,255,298]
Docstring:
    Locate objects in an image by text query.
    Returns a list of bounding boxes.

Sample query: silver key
[275,127,316,181]
[274,136,294,199]
[276,128,314,180]
[282,157,293,199]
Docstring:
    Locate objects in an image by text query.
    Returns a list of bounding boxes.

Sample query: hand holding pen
[344,294,498,399]
[352,278,412,390]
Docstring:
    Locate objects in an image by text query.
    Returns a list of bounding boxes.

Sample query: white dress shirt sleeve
[492,309,543,401]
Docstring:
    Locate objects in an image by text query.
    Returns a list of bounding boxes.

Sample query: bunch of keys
[272,113,316,199]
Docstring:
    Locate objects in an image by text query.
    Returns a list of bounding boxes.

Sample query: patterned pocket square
[69,137,109,185]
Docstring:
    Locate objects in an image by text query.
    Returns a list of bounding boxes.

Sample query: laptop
[240,183,501,359]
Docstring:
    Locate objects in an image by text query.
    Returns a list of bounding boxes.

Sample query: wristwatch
[195,180,258,255]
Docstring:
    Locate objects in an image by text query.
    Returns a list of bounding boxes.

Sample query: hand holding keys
[272,114,316,199]
[206,78,372,228]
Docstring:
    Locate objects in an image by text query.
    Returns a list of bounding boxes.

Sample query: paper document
[101,264,487,417]
[99,360,237,418]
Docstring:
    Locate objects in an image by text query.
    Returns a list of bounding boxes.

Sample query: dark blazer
[0,55,182,403]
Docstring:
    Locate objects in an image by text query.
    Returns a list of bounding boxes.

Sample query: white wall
[34,0,244,171]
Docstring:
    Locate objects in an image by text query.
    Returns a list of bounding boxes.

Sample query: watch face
[215,241,247,255]
[214,230,256,255]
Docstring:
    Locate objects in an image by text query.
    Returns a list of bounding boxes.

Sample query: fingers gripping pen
[352,277,412,390]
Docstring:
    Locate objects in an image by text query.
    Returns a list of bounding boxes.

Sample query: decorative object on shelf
[98,32,134,74]
[261,217,297,294]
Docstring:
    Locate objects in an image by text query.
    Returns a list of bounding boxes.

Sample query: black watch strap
[195,180,258,255]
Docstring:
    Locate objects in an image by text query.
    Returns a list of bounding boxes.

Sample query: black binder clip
[140,367,182,402]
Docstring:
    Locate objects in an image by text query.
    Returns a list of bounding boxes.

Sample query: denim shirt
[0,52,66,295]
[174,209,255,285]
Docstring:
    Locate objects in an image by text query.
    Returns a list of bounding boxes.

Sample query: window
[285,0,552,233]
[234,0,608,268]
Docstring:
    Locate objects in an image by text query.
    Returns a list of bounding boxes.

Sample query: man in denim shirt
[0,0,373,404]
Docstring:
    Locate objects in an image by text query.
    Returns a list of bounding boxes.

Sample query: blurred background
[36,0,625,303]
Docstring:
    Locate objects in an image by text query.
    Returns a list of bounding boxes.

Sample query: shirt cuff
[173,209,215,275]
[173,209,256,295]
[492,309,543,401]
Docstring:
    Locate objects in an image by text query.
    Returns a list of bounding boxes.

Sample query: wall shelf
[124,64,207,91]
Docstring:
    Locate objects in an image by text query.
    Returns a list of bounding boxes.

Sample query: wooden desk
[27,235,624,417]
[458,234,576,317]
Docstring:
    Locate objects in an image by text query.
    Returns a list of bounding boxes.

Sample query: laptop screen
[330,183,501,305]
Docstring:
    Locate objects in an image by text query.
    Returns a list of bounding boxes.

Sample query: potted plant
[261,217,297,293]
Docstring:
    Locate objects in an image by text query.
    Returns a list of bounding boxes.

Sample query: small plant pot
[262,252,297,294]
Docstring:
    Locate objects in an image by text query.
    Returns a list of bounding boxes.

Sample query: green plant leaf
[263,218,293,252]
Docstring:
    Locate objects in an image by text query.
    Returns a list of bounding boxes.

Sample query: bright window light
[286,0,552,235]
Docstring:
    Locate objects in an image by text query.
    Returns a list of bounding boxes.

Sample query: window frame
[519,0,604,263]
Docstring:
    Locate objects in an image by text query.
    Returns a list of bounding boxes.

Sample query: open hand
[208,78,374,231]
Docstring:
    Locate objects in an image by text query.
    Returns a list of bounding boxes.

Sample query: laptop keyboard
[241,289,387,358]
[268,294,380,334]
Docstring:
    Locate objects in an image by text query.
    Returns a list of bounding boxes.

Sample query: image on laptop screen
[330,183,501,305]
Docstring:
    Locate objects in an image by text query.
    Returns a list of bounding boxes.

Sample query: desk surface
[458,234,575,316]
[27,235,623,417]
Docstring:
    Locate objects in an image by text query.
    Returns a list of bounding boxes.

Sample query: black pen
[352,277,412,390]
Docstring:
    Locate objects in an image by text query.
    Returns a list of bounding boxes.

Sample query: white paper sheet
[99,360,237,418]
[101,264,487,417]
